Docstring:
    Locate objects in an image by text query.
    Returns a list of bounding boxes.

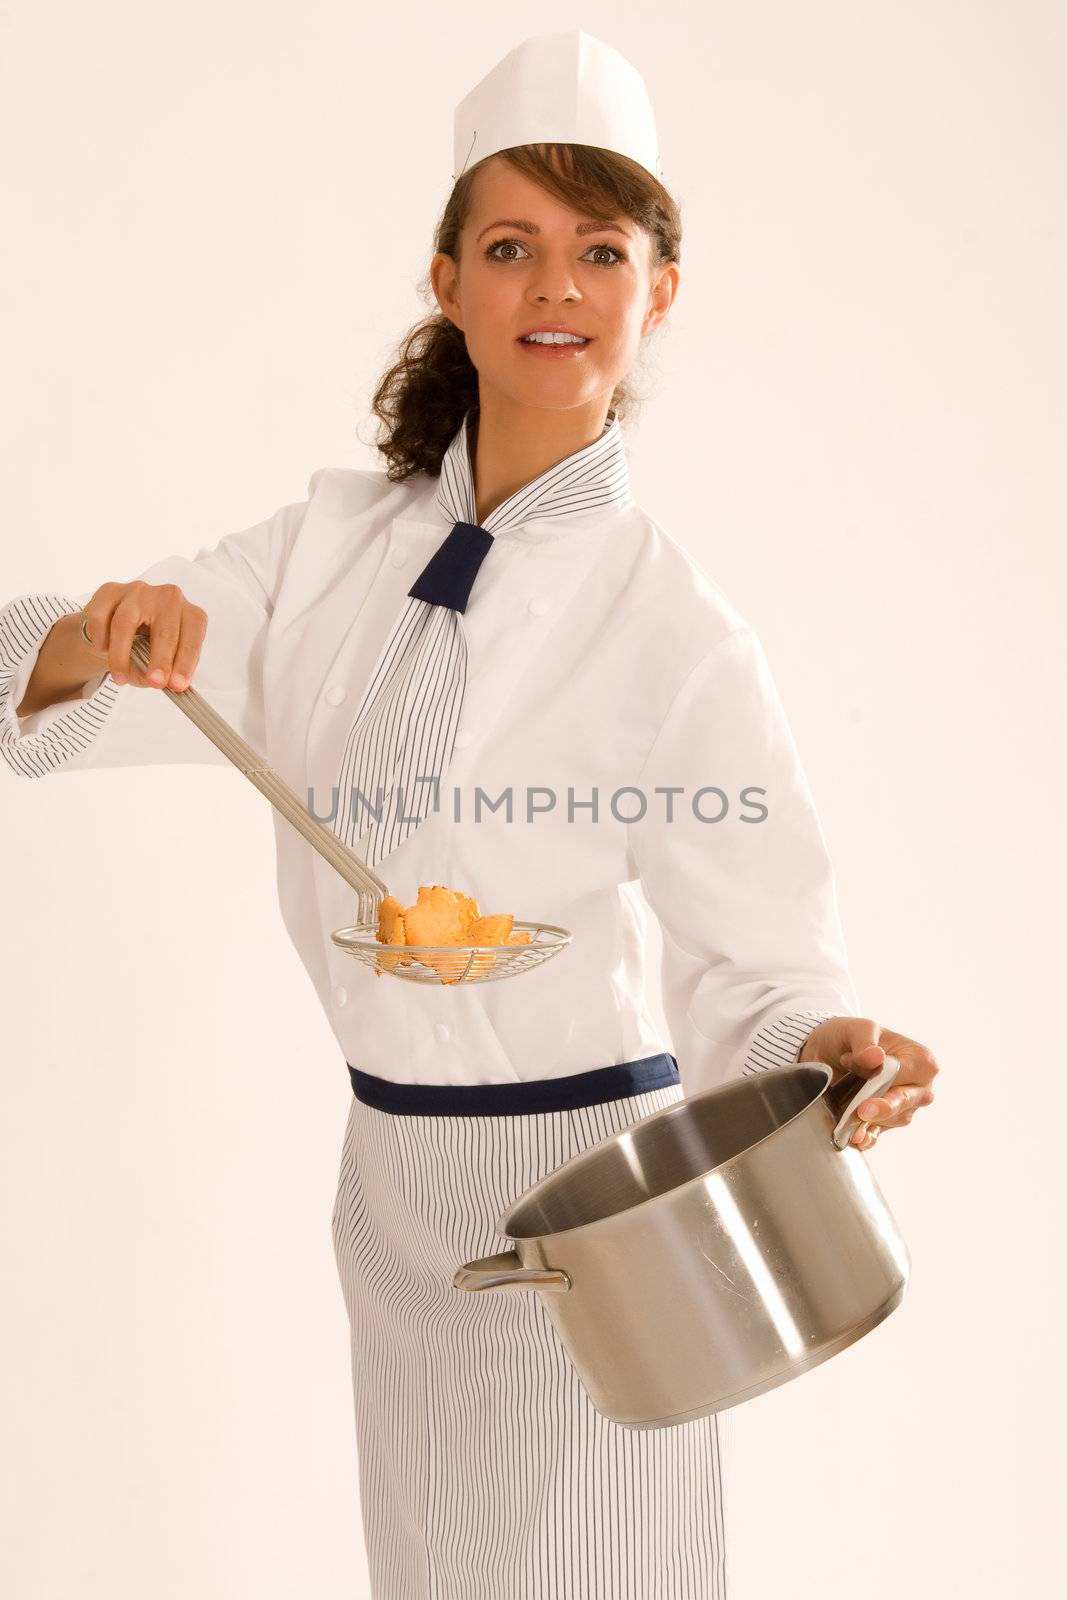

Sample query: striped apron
[331,1055,731,1600]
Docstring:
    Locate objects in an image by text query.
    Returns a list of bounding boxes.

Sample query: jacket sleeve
[0,474,321,779]
[628,624,859,1098]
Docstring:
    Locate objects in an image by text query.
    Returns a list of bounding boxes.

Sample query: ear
[643,261,680,336]
[431,251,464,332]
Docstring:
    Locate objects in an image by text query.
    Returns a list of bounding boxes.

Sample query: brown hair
[368,142,682,482]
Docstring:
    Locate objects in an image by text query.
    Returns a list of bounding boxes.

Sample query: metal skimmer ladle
[127,633,570,985]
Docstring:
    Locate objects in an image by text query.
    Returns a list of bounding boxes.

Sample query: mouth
[516,333,594,359]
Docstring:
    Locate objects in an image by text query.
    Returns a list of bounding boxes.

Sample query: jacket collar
[434,405,633,538]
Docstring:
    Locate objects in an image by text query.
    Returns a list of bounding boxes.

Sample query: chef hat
[453,29,664,186]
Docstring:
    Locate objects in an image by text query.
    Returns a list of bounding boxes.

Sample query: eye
[484,237,627,266]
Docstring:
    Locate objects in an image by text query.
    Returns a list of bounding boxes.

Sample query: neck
[469,390,613,525]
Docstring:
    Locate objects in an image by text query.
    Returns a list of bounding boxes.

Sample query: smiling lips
[519,322,592,340]
[518,329,593,358]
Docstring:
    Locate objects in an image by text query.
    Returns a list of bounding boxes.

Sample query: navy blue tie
[406,520,495,614]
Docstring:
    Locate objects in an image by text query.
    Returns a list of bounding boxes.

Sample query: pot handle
[452,1248,572,1295]
[826,1053,902,1152]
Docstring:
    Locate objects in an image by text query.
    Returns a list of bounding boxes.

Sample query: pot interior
[505,1065,829,1239]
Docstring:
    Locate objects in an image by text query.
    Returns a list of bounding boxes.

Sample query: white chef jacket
[0,459,858,1094]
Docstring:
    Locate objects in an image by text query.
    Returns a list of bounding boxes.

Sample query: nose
[527,264,581,304]
[528,289,581,314]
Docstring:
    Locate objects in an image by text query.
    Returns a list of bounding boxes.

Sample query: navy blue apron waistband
[346,1053,681,1117]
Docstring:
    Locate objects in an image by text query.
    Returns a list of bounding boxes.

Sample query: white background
[1,2,1064,1596]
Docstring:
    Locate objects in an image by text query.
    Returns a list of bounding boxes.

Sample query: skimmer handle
[127,633,388,912]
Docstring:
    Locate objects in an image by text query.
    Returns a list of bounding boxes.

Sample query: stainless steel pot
[453,1055,909,1428]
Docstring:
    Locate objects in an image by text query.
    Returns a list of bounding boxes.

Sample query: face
[431,156,679,415]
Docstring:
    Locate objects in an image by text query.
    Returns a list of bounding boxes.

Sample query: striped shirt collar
[433,405,633,539]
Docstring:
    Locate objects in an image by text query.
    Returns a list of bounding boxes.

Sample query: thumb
[838,1019,885,1074]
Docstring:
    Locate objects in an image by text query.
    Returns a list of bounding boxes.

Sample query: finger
[836,1019,883,1061]
[839,1044,886,1081]
[851,1119,882,1149]
[861,1037,939,1090]
[857,1083,936,1123]
[856,1056,939,1119]
[140,586,184,686]
[800,1016,881,1068]
[165,606,207,691]
[107,593,156,687]
[80,584,126,664]
[834,1052,887,1095]
[850,1044,887,1065]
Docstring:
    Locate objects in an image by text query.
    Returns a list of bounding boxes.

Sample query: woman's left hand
[797,1017,938,1150]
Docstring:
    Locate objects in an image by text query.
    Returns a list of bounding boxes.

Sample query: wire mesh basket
[331,919,572,985]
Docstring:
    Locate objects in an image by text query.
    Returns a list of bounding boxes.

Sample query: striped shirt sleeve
[1,481,319,780]
[1,592,121,779]
[737,1006,840,1077]
[629,626,858,1098]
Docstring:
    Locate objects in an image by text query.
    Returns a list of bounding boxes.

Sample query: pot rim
[500,1061,835,1246]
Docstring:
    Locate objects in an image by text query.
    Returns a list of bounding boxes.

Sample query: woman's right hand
[80,581,208,692]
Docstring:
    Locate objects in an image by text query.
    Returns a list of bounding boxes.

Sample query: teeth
[522,332,588,345]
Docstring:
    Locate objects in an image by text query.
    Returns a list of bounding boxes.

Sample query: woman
[0,41,938,1600]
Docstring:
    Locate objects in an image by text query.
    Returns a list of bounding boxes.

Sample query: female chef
[1,29,938,1600]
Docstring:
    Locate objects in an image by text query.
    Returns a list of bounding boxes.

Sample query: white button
[324,684,347,706]
[433,1021,451,1043]
[332,986,348,1007]
[390,548,408,568]
[528,597,551,616]
[453,730,472,749]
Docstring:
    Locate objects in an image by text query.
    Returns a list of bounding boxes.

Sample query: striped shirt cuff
[737,1008,840,1078]
[0,593,118,779]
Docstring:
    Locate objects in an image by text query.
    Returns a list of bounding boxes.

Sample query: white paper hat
[453,29,664,185]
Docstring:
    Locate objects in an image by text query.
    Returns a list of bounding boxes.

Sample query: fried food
[375,894,410,973]
[377,894,405,942]
[467,913,513,944]
[404,885,479,947]
[373,883,530,981]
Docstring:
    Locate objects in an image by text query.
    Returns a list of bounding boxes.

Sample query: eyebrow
[475,216,631,243]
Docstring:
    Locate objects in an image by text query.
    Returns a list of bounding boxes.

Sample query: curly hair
[368,142,682,482]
